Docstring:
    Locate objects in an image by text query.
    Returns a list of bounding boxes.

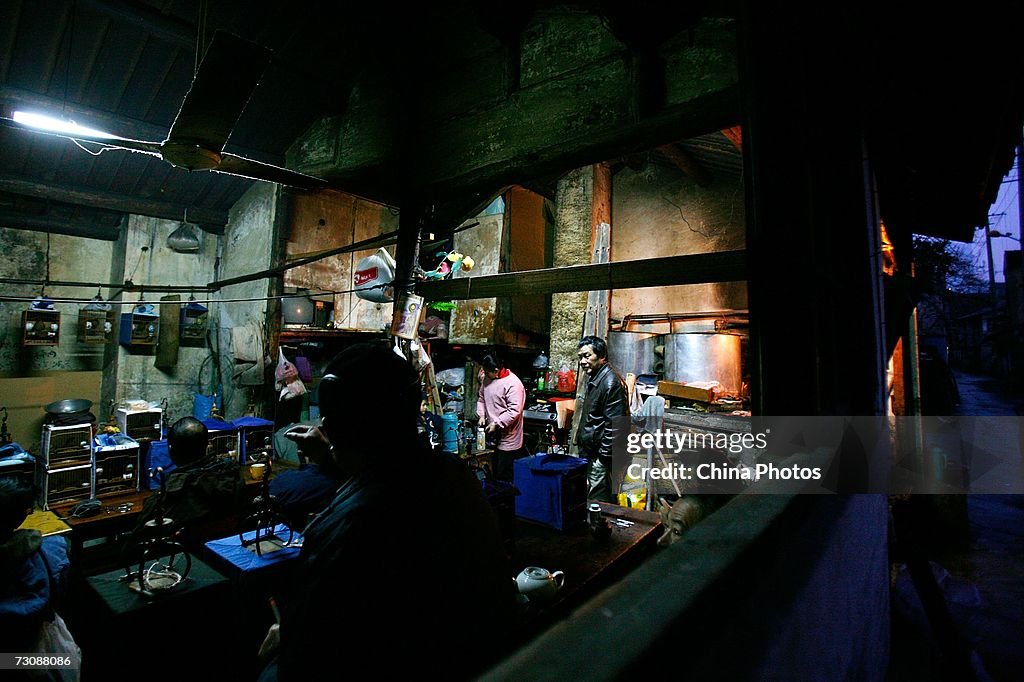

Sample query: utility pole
[1016,130,1023,380]
[985,222,997,302]
[1018,129,1023,250]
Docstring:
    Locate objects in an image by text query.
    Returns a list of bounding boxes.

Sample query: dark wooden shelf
[279,328,385,340]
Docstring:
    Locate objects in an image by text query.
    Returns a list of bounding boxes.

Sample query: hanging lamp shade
[168,222,201,253]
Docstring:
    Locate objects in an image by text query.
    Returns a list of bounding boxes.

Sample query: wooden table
[50,490,152,559]
[510,502,662,632]
[33,457,282,579]
[72,557,236,681]
[50,459,281,554]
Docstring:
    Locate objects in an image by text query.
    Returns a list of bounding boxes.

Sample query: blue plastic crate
[513,454,588,530]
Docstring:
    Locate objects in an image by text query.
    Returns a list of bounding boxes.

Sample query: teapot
[515,566,564,602]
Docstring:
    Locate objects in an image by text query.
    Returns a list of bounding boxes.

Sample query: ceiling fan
[3,31,326,190]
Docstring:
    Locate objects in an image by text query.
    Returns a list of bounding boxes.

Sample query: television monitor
[283,294,314,325]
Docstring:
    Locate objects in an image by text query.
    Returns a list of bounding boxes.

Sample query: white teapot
[515,566,564,602]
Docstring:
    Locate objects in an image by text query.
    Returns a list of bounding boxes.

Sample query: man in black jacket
[575,335,628,502]
[132,417,244,546]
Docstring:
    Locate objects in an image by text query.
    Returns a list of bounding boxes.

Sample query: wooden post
[154,295,181,370]
[739,2,887,415]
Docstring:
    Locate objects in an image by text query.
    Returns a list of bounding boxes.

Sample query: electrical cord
[0,282,391,306]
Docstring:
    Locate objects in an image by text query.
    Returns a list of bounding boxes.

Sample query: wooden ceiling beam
[658,143,712,187]
[79,0,322,84]
[0,175,227,232]
[419,250,747,300]
[0,209,123,241]
[78,0,196,49]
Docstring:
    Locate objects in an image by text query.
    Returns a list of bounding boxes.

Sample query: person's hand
[486,422,499,434]
[284,424,331,466]
[258,623,280,664]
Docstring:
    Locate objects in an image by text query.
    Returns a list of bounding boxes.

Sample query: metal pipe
[4,220,483,295]
[208,219,479,290]
[0,277,212,294]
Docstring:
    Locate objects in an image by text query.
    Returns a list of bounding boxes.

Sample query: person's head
[318,342,421,473]
[481,352,504,380]
[420,391,430,415]
[168,416,209,467]
[0,476,35,540]
[577,335,609,375]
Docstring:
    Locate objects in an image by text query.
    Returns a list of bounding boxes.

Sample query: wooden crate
[657,380,716,403]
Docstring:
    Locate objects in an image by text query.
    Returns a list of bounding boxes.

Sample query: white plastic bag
[275,348,306,401]
[275,348,298,387]
[434,367,465,387]
[354,247,396,302]
[31,613,81,681]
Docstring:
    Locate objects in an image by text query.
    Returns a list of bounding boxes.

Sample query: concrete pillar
[550,168,592,372]
[100,227,128,418]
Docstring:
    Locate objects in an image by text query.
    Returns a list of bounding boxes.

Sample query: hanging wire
[70,138,113,156]
[41,232,51,296]
[195,0,208,77]
[126,246,149,284]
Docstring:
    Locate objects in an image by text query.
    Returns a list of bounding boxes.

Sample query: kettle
[515,566,564,602]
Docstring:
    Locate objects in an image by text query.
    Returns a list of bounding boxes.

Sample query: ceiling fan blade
[215,153,327,190]
[165,31,272,153]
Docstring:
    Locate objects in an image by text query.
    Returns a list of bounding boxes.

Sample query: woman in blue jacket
[0,477,76,668]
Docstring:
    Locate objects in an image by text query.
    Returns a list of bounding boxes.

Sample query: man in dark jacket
[259,343,517,681]
[576,335,628,502]
[133,417,243,546]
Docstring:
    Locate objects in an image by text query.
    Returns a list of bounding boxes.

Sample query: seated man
[133,416,244,546]
[272,421,316,467]
[259,343,517,681]
[268,425,341,531]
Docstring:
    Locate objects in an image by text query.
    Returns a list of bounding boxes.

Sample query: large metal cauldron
[662,333,742,394]
[45,399,93,415]
[607,332,661,377]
